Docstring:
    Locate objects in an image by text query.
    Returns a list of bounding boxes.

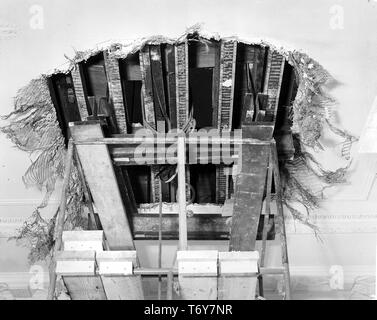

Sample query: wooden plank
[97,251,144,300]
[63,276,107,300]
[71,65,89,120]
[104,51,128,133]
[56,250,107,300]
[177,250,218,300]
[99,276,143,300]
[217,251,259,300]
[229,144,270,251]
[69,122,134,250]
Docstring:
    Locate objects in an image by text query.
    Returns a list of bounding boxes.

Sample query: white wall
[1,0,377,296]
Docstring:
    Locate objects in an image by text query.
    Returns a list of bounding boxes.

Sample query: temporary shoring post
[47,139,74,300]
[177,135,188,250]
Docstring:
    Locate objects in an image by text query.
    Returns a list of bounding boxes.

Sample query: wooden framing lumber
[71,65,89,120]
[97,251,144,300]
[218,251,259,300]
[177,250,218,300]
[69,122,135,250]
[104,51,128,134]
[229,144,270,251]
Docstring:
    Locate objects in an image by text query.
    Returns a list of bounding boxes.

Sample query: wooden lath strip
[263,49,285,118]
[71,65,89,120]
[217,40,237,203]
[218,40,237,130]
[175,40,190,200]
[175,41,189,129]
[103,51,128,134]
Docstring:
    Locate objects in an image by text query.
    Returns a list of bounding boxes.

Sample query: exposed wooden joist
[217,251,259,300]
[131,214,230,240]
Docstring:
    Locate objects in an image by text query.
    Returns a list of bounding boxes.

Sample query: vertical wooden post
[177,135,187,250]
[47,139,74,300]
[271,142,292,300]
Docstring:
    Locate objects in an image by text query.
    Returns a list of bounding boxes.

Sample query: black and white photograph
[0,0,376,305]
